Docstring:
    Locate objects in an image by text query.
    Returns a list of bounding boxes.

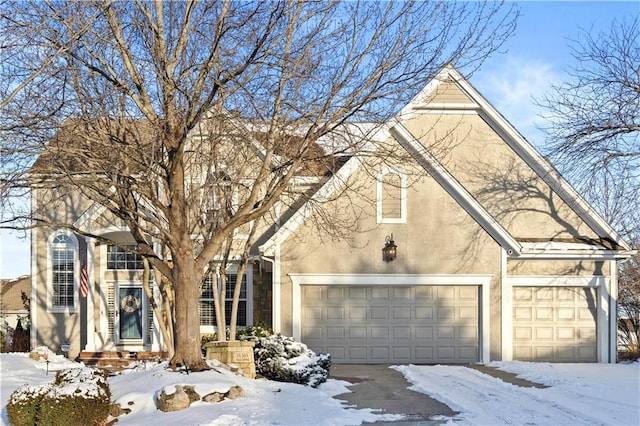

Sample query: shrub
[241,331,331,388]
[237,323,273,340]
[6,367,111,426]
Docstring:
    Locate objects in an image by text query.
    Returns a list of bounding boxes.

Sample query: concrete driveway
[330,364,456,424]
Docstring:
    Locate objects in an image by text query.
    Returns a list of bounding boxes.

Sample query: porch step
[79,351,169,372]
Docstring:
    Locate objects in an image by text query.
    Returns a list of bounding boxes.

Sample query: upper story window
[107,245,143,270]
[49,232,78,311]
[377,167,407,224]
[200,272,248,329]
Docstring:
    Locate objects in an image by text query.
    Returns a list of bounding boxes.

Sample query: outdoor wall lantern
[382,234,397,262]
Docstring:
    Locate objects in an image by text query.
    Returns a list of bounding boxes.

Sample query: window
[107,245,143,270]
[200,273,248,329]
[377,168,407,223]
[49,232,78,311]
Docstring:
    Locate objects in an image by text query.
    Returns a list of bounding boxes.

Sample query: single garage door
[513,287,597,362]
[301,285,479,363]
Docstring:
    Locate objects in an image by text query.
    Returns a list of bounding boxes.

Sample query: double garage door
[301,285,479,363]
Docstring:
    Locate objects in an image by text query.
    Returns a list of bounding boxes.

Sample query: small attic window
[377,168,406,224]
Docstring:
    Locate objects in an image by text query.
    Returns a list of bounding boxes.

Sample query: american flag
[80,265,88,298]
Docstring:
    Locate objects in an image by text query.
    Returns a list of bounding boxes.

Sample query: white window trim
[47,230,79,313]
[376,167,407,224]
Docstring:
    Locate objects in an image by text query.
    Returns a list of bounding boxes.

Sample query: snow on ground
[0,351,388,426]
[394,361,640,425]
[1,350,638,425]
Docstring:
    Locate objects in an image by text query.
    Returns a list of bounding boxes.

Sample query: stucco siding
[278,155,503,359]
[402,113,601,242]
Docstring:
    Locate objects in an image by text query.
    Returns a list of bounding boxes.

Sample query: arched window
[377,168,407,224]
[49,232,78,311]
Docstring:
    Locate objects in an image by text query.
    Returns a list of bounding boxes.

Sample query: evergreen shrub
[6,367,111,426]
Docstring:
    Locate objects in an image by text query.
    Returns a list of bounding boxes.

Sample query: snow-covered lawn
[1,351,638,425]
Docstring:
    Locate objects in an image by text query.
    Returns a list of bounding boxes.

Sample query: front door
[118,286,144,341]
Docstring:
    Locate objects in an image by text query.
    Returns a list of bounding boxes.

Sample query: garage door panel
[371,306,388,319]
[438,306,455,320]
[436,287,455,300]
[415,326,434,340]
[349,287,367,299]
[393,287,411,299]
[437,326,455,339]
[459,287,478,300]
[371,347,390,360]
[393,327,411,339]
[415,287,433,299]
[349,327,367,339]
[327,287,344,299]
[371,327,389,339]
[349,347,367,360]
[393,307,411,320]
[327,307,344,319]
[302,285,479,363]
[459,326,477,339]
[349,307,366,320]
[415,306,433,319]
[459,346,478,359]
[392,347,411,360]
[513,286,596,362]
[326,327,344,339]
[459,307,477,320]
[304,306,322,320]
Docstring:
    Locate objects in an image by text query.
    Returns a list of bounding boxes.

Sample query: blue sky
[1,1,638,279]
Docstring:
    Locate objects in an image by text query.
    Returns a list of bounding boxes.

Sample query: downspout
[261,200,283,334]
[259,253,280,334]
[609,259,618,363]
[30,187,38,351]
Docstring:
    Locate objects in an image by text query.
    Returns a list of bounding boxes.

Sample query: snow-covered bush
[6,367,111,426]
[240,329,331,388]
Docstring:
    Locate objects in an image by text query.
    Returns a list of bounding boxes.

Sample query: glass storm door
[118,287,143,340]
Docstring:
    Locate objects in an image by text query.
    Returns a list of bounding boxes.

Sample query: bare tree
[539,16,639,358]
[1,1,517,370]
[539,16,640,237]
[618,244,640,359]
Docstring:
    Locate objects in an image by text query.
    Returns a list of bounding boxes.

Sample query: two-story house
[29,66,633,364]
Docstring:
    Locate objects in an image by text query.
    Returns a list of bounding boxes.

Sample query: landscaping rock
[183,385,201,403]
[226,385,245,399]
[157,385,197,412]
[202,391,226,403]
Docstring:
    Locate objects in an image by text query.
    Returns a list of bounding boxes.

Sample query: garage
[300,285,480,363]
[512,286,597,362]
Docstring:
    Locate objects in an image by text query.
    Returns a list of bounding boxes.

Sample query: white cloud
[472,56,562,148]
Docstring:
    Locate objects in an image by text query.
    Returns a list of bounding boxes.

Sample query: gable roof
[261,65,633,257]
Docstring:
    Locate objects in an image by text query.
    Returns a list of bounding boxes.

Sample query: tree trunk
[170,256,209,371]
[213,268,226,342]
[142,259,175,359]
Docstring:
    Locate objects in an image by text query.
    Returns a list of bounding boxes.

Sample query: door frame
[113,281,147,346]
